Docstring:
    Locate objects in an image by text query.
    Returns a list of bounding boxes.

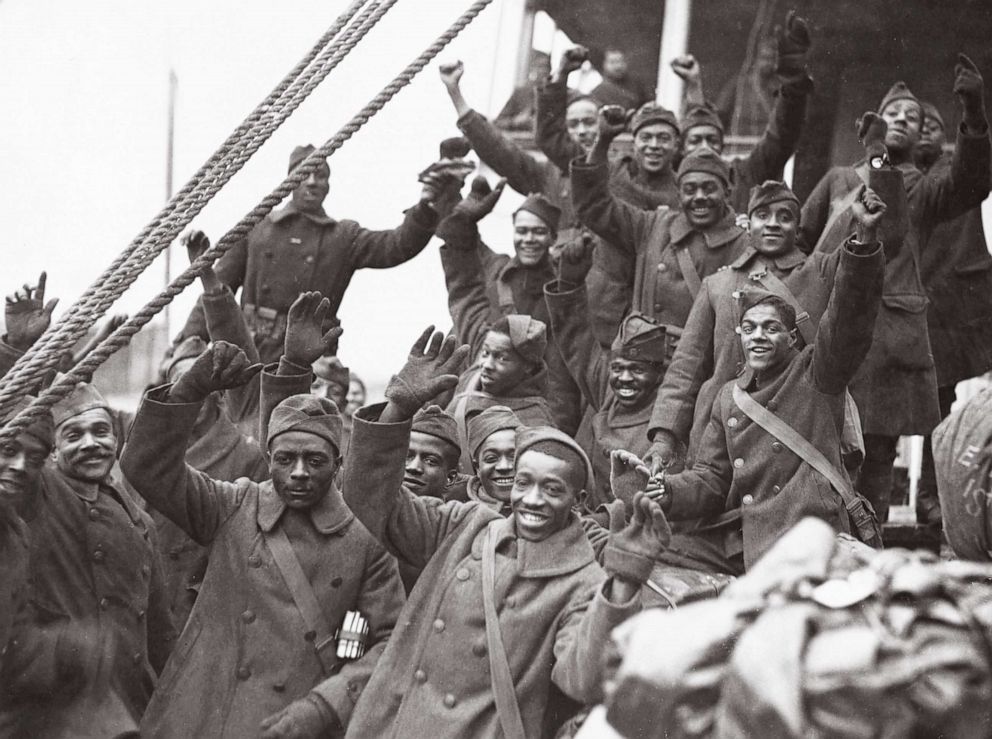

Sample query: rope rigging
[0,0,390,411]
[0,0,497,442]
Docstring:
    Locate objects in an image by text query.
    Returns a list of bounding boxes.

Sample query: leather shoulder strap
[731,384,855,503]
[482,521,527,739]
[675,246,703,299]
[265,526,337,673]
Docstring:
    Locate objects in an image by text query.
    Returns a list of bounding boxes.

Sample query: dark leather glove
[609,449,651,509]
[169,341,262,404]
[857,111,888,167]
[954,53,986,125]
[5,271,59,351]
[776,11,811,78]
[557,232,596,286]
[449,175,507,224]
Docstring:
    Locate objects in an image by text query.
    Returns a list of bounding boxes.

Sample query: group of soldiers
[2,9,992,738]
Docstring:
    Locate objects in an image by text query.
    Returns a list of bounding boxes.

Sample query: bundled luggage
[599,518,992,738]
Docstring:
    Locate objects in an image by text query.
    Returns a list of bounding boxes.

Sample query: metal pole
[656,0,692,110]
[164,69,177,340]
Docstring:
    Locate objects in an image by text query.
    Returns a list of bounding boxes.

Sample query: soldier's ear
[788,328,799,347]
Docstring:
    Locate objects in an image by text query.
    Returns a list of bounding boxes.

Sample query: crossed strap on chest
[731,384,882,548]
[264,526,338,674]
[482,520,527,739]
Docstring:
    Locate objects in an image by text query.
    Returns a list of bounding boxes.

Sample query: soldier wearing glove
[338,326,666,738]
[121,318,404,737]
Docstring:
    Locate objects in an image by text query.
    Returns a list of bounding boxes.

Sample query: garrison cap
[630,102,680,136]
[52,382,111,429]
[467,405,522,461]
[411,405,460,453]
[611,312,667,364]
[490,315,547,366]
[681,103,725,134]
[747,180,801,216]
[514,194,561,232]
[515,426,594,492]
[267,394,343,454]
[877,82,921,115]
[677,148,730,185]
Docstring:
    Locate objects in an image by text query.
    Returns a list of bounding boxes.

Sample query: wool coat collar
[256,480,354,534]
[270,201,335,227]
[468,512,595,578]
[670,208,742,249]
[730,243,806,272]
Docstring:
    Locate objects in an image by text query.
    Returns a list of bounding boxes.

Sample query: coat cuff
[435,214,479,247]
[405,200,440,229]
[602,542,655,584]
[0,339,25,378]
[135,384,202,428]
[456,109,487,134]
[306,688,347,732]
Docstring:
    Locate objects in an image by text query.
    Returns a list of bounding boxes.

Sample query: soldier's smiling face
[679,173,726,228]
[739,303,797,374]
[476,428,516,503]
[511,449,581,542]
[608,356,663,410]
[512,211,555,266]
[749,201,799,256]
[55,409,117,483]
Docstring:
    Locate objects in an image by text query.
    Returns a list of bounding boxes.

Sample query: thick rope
[0,0,375,403]
[0,0,378,404]
[0,0,497,441]
[0,0,399,412]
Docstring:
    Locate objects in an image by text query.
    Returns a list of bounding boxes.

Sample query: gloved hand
[850,185,888,245]
[609,449,651,508]
[557,232,596,286]
[439,136,471,160]
[555,46,589,83]
[168,341,263,404]
[604,491,671,585]
[776,10,811,78]
[954,53,986,127]
[856,111,888,167]
[644,430,685,477]
[259,694,342,739]
[597,105,630,143]
[284,291,344,367]
[5,271,59,351]
[449,175,507,224]
[383,327,470,422]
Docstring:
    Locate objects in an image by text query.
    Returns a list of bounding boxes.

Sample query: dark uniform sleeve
[120,387,248,546]
[571,159,655,256]
[437,214,498,355]
[201,285,262,426]
[663,391,734,519]
[649,280,719,443]
[143,521,177,673]
[810,240,885,395]
[798,168,841,253]
[732,75,812,203]
[309,534,404,728]
[347,202,439,270]
[457,109,551,196]
[537,79,586,174]
[544,279,610,411]
[342,403,483,569]
[918,122,992,226]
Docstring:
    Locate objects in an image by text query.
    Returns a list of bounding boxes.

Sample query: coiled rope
[0,0,496,441]
[0,0,401,414]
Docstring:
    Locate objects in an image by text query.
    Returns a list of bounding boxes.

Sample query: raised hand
[5,271,59,350]
[954,53,986,127]
[856,111,888,166]
[604,491,671,597]
[644,429,685,477]
[168,340,263,404]
[851,185,887,243]
[609,449,651,508]
[556,46,589,82]
[670,54,700,82]
[382,327,470,422]
[284,292,343,367]
[450,175,506,224]
[598,106,629,142]
[557,231,596,286]
[181,229,211,262]
[776,10,812,77]
[438,60,465,92]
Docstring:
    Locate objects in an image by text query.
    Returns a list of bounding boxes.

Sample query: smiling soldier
[544,263,668,507]
[572,115,748,363]
[650,187,888,573]
[341,327,669,739]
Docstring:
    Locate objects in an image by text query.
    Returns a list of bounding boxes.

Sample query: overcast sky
[0,0,533,391]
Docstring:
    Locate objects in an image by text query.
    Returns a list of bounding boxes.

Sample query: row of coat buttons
[264,250,315,264]
[412,672,458,707]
